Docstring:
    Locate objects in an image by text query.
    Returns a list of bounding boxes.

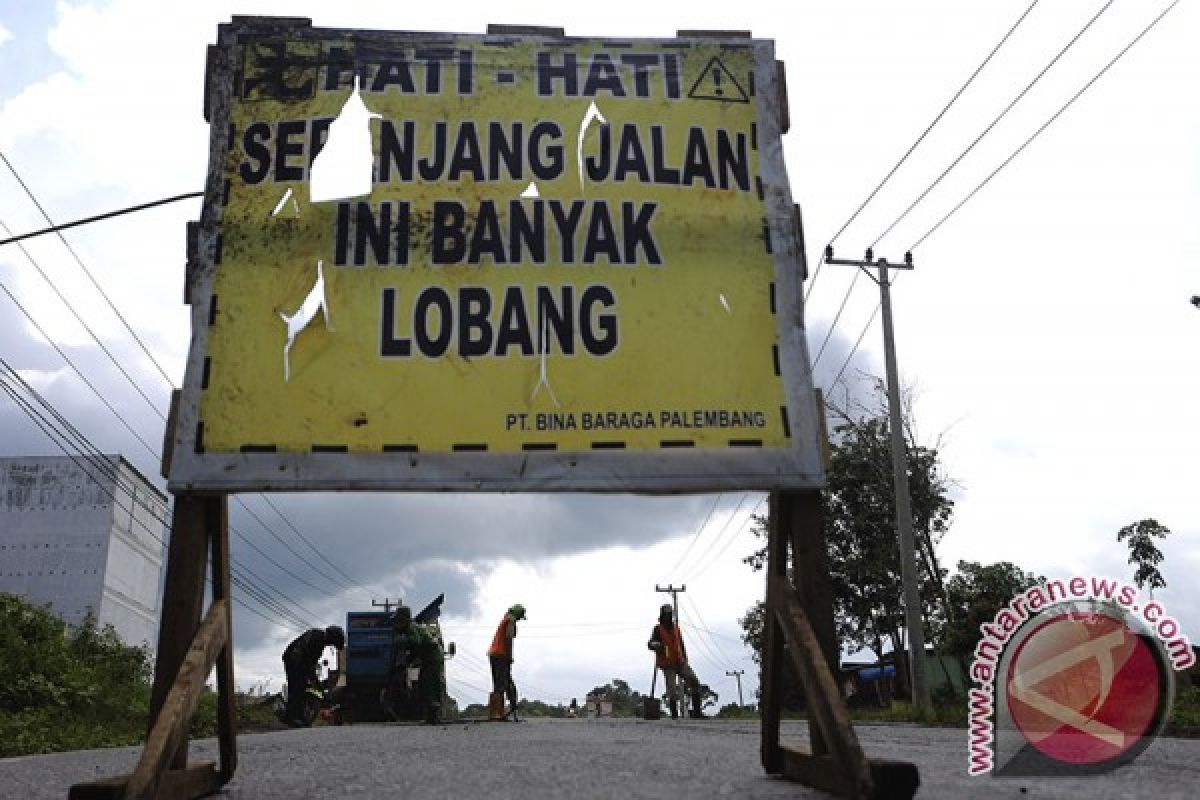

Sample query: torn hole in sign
[280,260,332,382]
[309,76,382,204]
[530,312,560,407]
[576,100,607,194]
[271,187,300,217]
[520,181,541,199]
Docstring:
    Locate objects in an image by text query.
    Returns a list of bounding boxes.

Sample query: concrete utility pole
[655,584,686,628]
[372,598,401,613]
[726,669,745,707]
[824,246,931,713]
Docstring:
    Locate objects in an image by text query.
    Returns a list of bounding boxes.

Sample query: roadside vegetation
[0,592,292,757]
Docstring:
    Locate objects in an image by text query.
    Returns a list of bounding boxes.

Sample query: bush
[0,593,154,756]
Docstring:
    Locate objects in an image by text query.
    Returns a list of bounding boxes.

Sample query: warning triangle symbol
[687,57,749,103]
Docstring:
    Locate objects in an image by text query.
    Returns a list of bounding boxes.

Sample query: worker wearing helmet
[648,604,704,719]
[487,604,526,720]
[281,624,345,727]
[389,605,445,724]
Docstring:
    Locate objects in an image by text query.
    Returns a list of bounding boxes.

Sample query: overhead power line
[0,151,178,387]
[0,191,203,247]
[1,212,373,602]
[909,0,1181,252]
[0,218,167,422]
[0,364,313,632]
[826,2,1179,390]
[663,493,723,579]
[683,495,766,582]
[871,0,1115,250]
[805,0,1041,303]
[679,492,751,582]
[829,301,882,392]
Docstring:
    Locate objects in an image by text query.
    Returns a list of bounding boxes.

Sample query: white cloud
[0,23,12,48]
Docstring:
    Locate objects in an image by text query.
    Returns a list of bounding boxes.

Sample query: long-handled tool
[643,662,661,719]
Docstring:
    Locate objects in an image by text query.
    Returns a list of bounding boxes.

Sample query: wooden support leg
[760,492,786,774]
[785,490,840,755]
[151,492,211,770]
[760,490,920,800]
[68,492,238,800]
[207,495,238,783]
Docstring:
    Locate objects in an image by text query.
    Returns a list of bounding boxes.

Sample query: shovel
[643,662,662,720]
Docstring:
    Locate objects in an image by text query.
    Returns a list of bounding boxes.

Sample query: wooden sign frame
[72,16,920,800]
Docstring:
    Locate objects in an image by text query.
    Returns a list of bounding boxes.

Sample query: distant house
[584,693,614,717]
[0,455,167,651]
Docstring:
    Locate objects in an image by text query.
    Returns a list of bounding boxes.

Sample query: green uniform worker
[391,605,445,724]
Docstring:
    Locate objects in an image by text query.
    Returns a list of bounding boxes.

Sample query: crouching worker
[648,604,704,719]
[281,625,345,727]
[390,605,445,724]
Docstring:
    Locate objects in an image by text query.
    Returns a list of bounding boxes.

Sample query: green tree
[740,382,955,701]
[942,561,1042,671]
[1117,519,1171,596]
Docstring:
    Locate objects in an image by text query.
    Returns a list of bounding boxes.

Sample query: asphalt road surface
[2,719,1197,799]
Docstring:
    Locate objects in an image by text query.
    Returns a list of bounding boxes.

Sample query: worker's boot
[689,693,705,719]
[668,698,678,719]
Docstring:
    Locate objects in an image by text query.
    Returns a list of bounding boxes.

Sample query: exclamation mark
[712,66,723,96]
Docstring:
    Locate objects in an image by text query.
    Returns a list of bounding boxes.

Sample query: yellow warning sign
[171,20,820,491]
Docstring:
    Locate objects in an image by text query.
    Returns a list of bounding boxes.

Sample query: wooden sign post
[69,494,237,799]
[760,490,920,799]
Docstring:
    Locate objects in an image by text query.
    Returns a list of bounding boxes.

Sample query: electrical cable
[678,492,750,582]
[683,495,767,582]
[2,176,378,603]
[805,0,1040,303]
[258,494,377,598]
[909,0,1180,252]
[662,493,723,579]
[0,218,168,422]
[682,593,737,667]
[0,152,178,386]
[0,370,309,632]
[0,278,354,604]
[0,280,161,462]
[0,191,203,248]
[829,301,882,392]
[0,359,326,632]
[811,268,861,369]
[870,0,1115,250]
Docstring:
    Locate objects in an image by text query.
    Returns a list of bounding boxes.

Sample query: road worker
[281,625,344,726]
[487,603,526,720]
[648,604,704,719]
[389,605,445,724]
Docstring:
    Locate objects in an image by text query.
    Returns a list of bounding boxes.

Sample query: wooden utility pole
[726,669,745,707]
[655,584,686,627]
[824,246,931,713]
[372,598,402,613]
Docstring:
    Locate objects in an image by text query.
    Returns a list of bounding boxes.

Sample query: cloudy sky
[1,1,1196,710]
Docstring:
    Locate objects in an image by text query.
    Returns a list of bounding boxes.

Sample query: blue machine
[336,594,446,722]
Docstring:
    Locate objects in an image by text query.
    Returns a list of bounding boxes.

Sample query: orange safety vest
[488,615,513,658]
[655,622,687,668]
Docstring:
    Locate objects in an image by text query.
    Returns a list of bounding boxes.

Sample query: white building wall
[0,456,166,650]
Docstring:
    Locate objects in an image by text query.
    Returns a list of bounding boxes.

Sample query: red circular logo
[1006,611,1161,765]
